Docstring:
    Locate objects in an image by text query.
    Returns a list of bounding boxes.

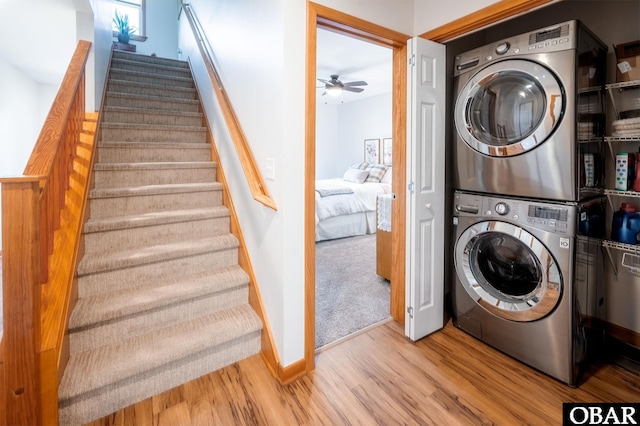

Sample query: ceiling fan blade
[317,78,335,85]
[343,81,368,87]
[343,86,365,93]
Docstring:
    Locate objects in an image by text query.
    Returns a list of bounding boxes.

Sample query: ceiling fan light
[326,86,342,96]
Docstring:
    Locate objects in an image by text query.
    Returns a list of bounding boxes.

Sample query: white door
[405,37,446,341]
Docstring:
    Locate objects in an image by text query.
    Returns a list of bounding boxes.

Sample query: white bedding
[315,179,391,241]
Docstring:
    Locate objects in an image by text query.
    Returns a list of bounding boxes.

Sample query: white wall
[314,0,497,36]
[315,103,339,179]
[0,58,46,248]
[412,0,497,35]
[316,93,393,179]
[337,93,392,173]
[135,0,179,59]
[178,0,306,366]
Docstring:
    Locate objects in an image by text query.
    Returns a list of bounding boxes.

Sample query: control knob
[496,42,510,55]
[495,202,509,215]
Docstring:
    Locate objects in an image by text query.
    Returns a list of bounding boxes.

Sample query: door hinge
[409,54,416,66]
[407,306,414,319]
[408,181,415,194]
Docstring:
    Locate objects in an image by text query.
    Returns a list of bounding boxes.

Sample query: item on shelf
[612,116,640,137]
[614,40,640,82]
[611,202,640,245]
[615,152,636,190]
[579,200,605,238]
[583,153,595,187]
[634,147,640,192]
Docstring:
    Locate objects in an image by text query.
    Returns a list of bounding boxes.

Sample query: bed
[315,164,391,241]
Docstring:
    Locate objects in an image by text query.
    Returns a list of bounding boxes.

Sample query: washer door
[455,59,565,157]
[455,221,562,322]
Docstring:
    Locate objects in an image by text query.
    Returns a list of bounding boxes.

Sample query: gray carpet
[315,234,390,348]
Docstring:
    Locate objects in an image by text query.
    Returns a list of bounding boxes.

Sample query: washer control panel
[453,191,575,235]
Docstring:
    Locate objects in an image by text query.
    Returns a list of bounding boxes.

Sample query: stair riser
[83,216,230,254]
[59,331,260,426]
[109,70,194,89]
[113,51,189,69]
[111,61,192,79]
[104,96,201,113]
[70,285,248,354]
[93,167,216,188]
[77,248,239,297]
[88,190,222,218]
[97,145,212,163]
[101,126,207,143]
[103,110,203,127]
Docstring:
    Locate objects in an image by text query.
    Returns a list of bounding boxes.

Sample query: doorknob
[425,203,432,209]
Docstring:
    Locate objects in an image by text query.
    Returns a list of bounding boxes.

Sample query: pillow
[365,164,389,183]
[349,162,369,170]
[343,168,370,184]
[380,167,392,183]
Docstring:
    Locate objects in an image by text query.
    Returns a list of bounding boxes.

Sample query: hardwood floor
[89,320,640,425]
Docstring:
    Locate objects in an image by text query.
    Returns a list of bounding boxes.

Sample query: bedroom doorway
[314,28,393,350]
[305,2,411,370]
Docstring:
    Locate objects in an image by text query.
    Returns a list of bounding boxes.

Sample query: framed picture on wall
[382,138,392,165]
[364,139,380,164]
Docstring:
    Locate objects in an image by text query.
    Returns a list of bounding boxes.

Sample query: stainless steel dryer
[453,20,606,201]
[452,191,605,386]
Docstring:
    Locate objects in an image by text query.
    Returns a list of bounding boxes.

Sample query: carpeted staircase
[58,50,262,425]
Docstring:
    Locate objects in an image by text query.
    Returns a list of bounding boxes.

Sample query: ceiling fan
[317,74,368,97]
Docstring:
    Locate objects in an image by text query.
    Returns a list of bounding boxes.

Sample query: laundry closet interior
[444,0,640,384]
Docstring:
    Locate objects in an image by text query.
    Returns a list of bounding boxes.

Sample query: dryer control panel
[454,20,577,76]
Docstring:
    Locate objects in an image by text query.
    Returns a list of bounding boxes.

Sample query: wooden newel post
[2,178,43,426]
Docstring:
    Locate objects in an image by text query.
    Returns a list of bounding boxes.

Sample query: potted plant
[113,10,136,44]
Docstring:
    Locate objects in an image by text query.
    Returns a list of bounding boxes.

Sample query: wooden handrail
[182,3,277,211]
[1,39,94,425]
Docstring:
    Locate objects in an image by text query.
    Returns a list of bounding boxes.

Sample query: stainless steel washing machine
[453,20,607,201]
[452,191,605,386]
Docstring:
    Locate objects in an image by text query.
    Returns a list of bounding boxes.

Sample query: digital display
[528,206,568,221]
[528,24,569,45]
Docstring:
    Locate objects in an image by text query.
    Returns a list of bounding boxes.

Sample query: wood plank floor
[88,320,640,425]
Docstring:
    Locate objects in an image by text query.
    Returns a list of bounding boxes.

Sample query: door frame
[305,2,411,371]
[303,0,554,373]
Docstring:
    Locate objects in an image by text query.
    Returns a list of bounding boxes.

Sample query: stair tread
[101,122,206,131]
[59,304,261,400]
[111,57,191,73]
[89,182,222,199]
[107,78,196,93]
[103,105,203,118]
[77,234,239,276]
[69,265,249,329]
[84,206,229,233]
[98,141,209,148]
[110,67,193,83]
[105,91,199,105]
[112,51,189,68]
[93,161,215,171]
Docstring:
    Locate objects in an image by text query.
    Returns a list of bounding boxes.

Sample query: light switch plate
[265,158,275,180]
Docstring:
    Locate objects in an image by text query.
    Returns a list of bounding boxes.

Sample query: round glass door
[455,59,565,157]
[455,221,562,321]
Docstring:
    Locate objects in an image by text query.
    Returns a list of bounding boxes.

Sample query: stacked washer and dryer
[451,20,608,386]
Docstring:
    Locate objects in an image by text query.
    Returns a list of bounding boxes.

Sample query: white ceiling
[316,28,392,104]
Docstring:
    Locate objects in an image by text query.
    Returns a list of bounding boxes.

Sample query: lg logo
[564,404,639,425]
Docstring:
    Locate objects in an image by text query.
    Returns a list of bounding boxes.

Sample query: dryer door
[454,59,565,157]
[454,221,563,322]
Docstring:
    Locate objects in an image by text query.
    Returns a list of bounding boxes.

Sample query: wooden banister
[1,39,94,425]
[182,3,277,211]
